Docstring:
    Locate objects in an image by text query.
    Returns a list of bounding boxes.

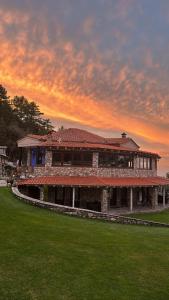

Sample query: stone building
[17,128,169,213]
[0,146,7,177]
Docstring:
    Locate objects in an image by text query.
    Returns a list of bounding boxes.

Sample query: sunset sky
[0,0,169,174]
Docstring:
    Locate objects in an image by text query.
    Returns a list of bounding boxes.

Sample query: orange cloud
[1,4,169,176]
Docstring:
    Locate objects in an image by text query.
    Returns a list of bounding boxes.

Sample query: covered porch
[17,175,169,214]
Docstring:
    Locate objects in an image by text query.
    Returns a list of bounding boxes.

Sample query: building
[17,128,169,213]
[0,146,8,177]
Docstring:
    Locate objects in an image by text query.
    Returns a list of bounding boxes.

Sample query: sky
[0,0,169,175]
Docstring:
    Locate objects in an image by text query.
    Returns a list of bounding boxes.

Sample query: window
[99,152,133,168]
[72,152,82,165]
[137,156,152,170]
[63,152,72,166]
[52,151,62,166]
[140,157,144,169]
[36,148,45,165]
[52,151,92,167]
[99,152,115,167]
[31,148,45,166]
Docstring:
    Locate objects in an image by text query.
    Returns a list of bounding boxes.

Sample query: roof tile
[17,176,169,187]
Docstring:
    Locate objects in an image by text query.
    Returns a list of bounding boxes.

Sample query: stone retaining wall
[12,187,169,228]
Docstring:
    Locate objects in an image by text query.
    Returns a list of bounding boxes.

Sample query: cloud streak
[1,1,169,173]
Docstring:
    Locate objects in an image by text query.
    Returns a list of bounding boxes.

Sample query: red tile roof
[105,137,140,148]
[40,140,159,157]
[18,128,160,157]
[17,176,169,187]
[48,128,107,144]
[27,134,47,140]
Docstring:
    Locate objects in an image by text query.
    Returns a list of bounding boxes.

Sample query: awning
[17,176,169,187]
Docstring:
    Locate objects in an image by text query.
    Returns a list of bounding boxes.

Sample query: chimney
[121,132,127,139]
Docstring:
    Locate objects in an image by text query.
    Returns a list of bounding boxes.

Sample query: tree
[12,96,53,134]
[0,84,54,160]
[0,84,9,100]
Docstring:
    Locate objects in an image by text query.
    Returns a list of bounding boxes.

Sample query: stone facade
[101,189,109,213]
[148,187,158,208]
[45,150,52,167]
[92,152,99,168]
[29,150,157,178]
[33,165,157,178]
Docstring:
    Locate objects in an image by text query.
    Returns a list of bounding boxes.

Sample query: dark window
[99,152,116,167]
[52,151,62,166]
[52,151,92,166]
[72,152,82,165]
[99,152,133,168]
[83,152,93,166]
[63,152,72,166]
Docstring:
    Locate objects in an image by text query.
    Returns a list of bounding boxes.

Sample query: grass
[130,209,169,224]
[1,188,169,299]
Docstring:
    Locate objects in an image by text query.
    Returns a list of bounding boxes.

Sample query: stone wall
[33,165,157,178]
[0,163,2,177]
[12,187,169,228]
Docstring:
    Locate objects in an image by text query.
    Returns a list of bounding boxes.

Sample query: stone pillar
[151,158,157,176]
[101,188,109,213]
[72,187,75,208]
[27,148,31,166]
[92,152,99,168]
[116,189,121,207]
[45,150,52,167]
[129,187,133,211]
[149,187,158,208]
[133,156,138,169]
[139,188,143,203]
[40,186,44,201]
[163,187,166,207]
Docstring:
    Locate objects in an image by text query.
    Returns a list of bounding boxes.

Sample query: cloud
[1,2,169,174]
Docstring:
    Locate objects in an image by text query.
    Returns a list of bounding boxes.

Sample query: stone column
[45,150,52,167]
[151,158,157,176]
[163,187,166,207]
[101,188,109,213]
[40,186,44,201]
[149,187,158,209]
[92,152,99,168]
[129,187,133,211]
[133,156,138,170]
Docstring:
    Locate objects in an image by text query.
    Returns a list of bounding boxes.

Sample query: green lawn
[129,209,169,224]
[1,188,169,300]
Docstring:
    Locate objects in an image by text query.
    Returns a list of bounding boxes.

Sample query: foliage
[1,188,169,300]
[0,84,53,159]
